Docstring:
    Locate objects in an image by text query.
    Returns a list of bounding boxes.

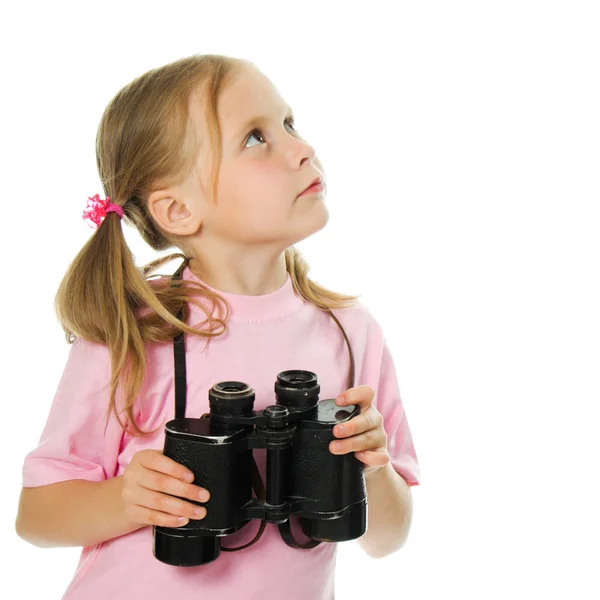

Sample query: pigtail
[54,203,228,437]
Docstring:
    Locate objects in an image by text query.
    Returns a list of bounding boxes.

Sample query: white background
[2,1,599,598]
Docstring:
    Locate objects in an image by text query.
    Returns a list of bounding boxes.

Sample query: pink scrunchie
[82,194,123,229]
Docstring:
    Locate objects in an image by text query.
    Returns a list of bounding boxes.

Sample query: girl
[15,53,420,600]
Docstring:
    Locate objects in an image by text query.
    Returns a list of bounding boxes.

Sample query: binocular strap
[169,257,356,552]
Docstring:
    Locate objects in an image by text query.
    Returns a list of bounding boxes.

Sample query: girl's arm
[18,339,143,549]
[15,476,143,548]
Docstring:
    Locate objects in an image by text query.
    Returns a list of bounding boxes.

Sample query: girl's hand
[329,385,391,478]
[121,449,211,528]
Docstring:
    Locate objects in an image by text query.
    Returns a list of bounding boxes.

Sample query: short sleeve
[375,336,421,486]
[21,337,126,488]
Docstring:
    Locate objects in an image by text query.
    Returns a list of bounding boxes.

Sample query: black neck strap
[170,260,188,420]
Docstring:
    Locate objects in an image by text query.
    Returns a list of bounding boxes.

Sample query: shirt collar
[182,265,306,323]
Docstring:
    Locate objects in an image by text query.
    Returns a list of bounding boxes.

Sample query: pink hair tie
[82,193,124,229]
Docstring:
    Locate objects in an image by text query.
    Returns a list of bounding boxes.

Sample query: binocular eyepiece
[153,370,368,567]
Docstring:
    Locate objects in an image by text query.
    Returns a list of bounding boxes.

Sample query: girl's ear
[148,190,203,236]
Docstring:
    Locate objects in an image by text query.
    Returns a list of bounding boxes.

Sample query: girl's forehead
[191,76,286,142]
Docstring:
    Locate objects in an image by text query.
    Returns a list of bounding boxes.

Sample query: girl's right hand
[121,449,210,528]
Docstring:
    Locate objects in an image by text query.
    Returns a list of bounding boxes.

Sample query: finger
[125,502,201,528]
[329,428,387,455]
[137,450,210,501]
[138,450,195,484]
[355,447,391,467]
[141,450,196,484]
[333,407,383,439]
[335,385,375,411]
[137,468,211,504]
[127,485,208,522]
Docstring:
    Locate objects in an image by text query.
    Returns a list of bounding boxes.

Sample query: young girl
[15,53,420,600]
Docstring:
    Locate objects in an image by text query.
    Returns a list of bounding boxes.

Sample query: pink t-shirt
[21,265,420,600]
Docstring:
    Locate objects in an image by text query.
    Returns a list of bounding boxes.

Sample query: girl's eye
[244,118,297,148]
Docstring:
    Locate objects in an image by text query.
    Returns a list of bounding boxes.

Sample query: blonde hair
[54,53,360,438]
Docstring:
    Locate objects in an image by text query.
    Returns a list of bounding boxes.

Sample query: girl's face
[185,62,329,252]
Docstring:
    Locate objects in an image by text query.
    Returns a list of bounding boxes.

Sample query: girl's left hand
[329,385,391,478]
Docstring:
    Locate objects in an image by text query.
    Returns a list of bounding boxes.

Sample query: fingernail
[336,425,344,436]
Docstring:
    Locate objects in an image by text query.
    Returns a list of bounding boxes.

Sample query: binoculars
[153,370,368,567]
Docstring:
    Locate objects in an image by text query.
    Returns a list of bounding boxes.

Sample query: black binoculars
[153,370,368,567]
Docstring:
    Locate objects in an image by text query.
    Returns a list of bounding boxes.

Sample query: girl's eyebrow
[230,105,294,141]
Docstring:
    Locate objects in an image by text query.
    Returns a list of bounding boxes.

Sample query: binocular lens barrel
[209,381,255,417]
[154,526,221,567]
